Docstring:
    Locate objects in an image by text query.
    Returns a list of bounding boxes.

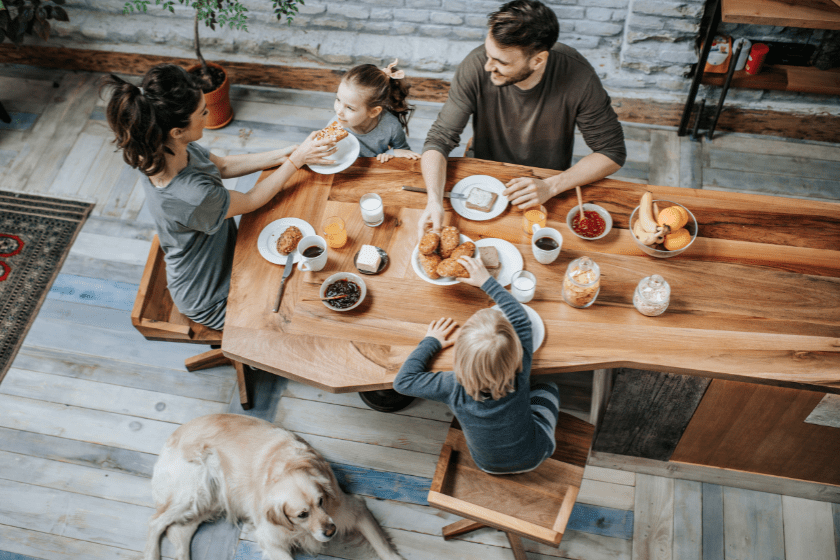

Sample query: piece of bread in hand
[478,246,500,269]
[315,121,349,143]
[449,242,475,261]
[439,226,460,258]
[436,257,469,278]
[418,231,440,255]
[465,187,498,212]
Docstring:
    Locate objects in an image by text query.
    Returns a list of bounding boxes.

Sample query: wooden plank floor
[1,65,839,560]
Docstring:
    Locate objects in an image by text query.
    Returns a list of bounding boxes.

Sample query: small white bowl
[629,200,698,258]
[566,203,613,240]
[320,272,367,311]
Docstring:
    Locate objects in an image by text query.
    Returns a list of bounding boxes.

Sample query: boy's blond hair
[453,308,523,401]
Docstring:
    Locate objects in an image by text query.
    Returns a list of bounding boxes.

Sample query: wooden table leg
[234,361,254,411]
[442,519,486,540]
[505,533,528,560]
[590,368,613,428]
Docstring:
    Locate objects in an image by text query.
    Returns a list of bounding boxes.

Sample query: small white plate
[474,238,523,288]
[450,175,509,221]
[308,127,361,175]
[492,303,544,352]
[411,234,474,286]
[257,218,315,265]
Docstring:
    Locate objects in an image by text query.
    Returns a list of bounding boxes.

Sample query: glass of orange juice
[322,216,347,248]
[522,205,547,234]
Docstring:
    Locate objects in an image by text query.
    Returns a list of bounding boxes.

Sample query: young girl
[334,59,420,163]
[393,257,560,474]
[103,64,336,330]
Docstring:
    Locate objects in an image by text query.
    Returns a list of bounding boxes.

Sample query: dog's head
[264,454,340,542]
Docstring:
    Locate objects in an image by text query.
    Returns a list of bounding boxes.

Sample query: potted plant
[123,0,303,129]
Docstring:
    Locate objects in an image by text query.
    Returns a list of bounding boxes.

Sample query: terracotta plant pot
[188,61,234,130]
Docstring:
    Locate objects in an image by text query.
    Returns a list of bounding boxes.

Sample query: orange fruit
[658,206,686,230]
[674,205,689,226]
[663,227,691,251]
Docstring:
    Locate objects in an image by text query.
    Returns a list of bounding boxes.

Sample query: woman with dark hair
[102,63,337,330]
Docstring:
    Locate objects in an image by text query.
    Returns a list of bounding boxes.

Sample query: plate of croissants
[412,225,477,286]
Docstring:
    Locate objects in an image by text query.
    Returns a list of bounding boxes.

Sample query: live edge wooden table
[224,157,840,495]
[223,156,840,394]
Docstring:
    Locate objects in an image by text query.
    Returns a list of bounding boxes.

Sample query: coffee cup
[531,224,563,264]
[297,235,328,272]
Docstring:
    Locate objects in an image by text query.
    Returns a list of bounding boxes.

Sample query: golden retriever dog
[144,414,405,560]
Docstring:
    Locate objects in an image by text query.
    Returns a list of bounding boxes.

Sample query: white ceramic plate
[492,303,544,352]
[474,238,523,288]
[308,126,361,175]
[450,175,509,221]
[411,234,474,286]
[257,218,315,265]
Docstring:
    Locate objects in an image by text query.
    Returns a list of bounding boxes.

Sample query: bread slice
[315,122,349,143]
[478,246,500,269]
[465,187,498,212]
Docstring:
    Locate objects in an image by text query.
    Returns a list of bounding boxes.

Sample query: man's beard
[491,66,535,87]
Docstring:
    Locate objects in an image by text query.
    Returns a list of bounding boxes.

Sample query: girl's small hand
[291,131,338,167]
[426,317,458,349]
[456,256,490,287]
[376,153,394,163]
[394,149,420,160]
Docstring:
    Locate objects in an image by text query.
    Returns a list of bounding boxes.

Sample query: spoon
[301,294,348,302]
[575,186,585,222]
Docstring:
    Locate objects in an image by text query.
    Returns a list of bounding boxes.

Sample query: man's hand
[417,201,444,241]
[456,256,491,288]
[425,317,458,349]
[503,176,554,210]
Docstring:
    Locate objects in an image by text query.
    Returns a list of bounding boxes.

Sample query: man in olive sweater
[418,0,627,239]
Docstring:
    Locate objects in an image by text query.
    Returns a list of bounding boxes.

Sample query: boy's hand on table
[456,256,490,288]
[426,317,458,349]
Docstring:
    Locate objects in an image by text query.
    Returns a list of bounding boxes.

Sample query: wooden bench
[131,235,252,409]
[428,414,595,559]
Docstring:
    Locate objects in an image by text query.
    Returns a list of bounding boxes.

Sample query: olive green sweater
[424,43,626,171]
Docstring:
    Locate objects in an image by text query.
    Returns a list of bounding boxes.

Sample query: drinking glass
[510,270,536,303]
[360,193,384,227]
[322,216,347,248]
[522,205,547,234]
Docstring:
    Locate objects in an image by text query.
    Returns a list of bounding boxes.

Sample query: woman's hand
[456,256,491,288]
[289,131,338,167]
[426,317,458,349]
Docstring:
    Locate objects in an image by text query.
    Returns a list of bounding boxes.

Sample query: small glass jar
[633,274,670,316]
[562,256,600,308]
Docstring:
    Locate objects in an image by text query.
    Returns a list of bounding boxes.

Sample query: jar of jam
[633,274,670,316]
[562,256,600,308]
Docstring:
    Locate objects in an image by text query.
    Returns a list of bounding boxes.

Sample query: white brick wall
[23,0,835,114]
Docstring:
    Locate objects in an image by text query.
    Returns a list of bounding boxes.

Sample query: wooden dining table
[221,157,840,395]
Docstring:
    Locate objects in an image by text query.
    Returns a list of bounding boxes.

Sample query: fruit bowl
[629,200,697,258]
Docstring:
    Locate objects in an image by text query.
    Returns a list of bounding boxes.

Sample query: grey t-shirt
[346,110,410,157]
[424,43,626,171]
[141,143,236,317]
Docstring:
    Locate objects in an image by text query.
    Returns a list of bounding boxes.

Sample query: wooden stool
[131,235,253,409]
[427,413,595,559]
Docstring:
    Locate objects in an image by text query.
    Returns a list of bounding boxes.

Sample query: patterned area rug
[0,191,93,383]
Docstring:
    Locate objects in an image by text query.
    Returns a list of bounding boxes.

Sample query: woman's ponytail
[100,64,202,177]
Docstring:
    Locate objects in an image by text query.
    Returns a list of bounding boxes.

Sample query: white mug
[531,224,563,264]
[297,235,328,272]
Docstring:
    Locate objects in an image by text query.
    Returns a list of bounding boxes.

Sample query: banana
[633,220,665,246]
[639,192,658,233]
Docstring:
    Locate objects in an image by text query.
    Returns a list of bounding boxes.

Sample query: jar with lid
[562,256,600,308]
[633,274,670,316]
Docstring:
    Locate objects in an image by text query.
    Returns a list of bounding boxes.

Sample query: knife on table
[402,185,467,199]
[272,251,295,313]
